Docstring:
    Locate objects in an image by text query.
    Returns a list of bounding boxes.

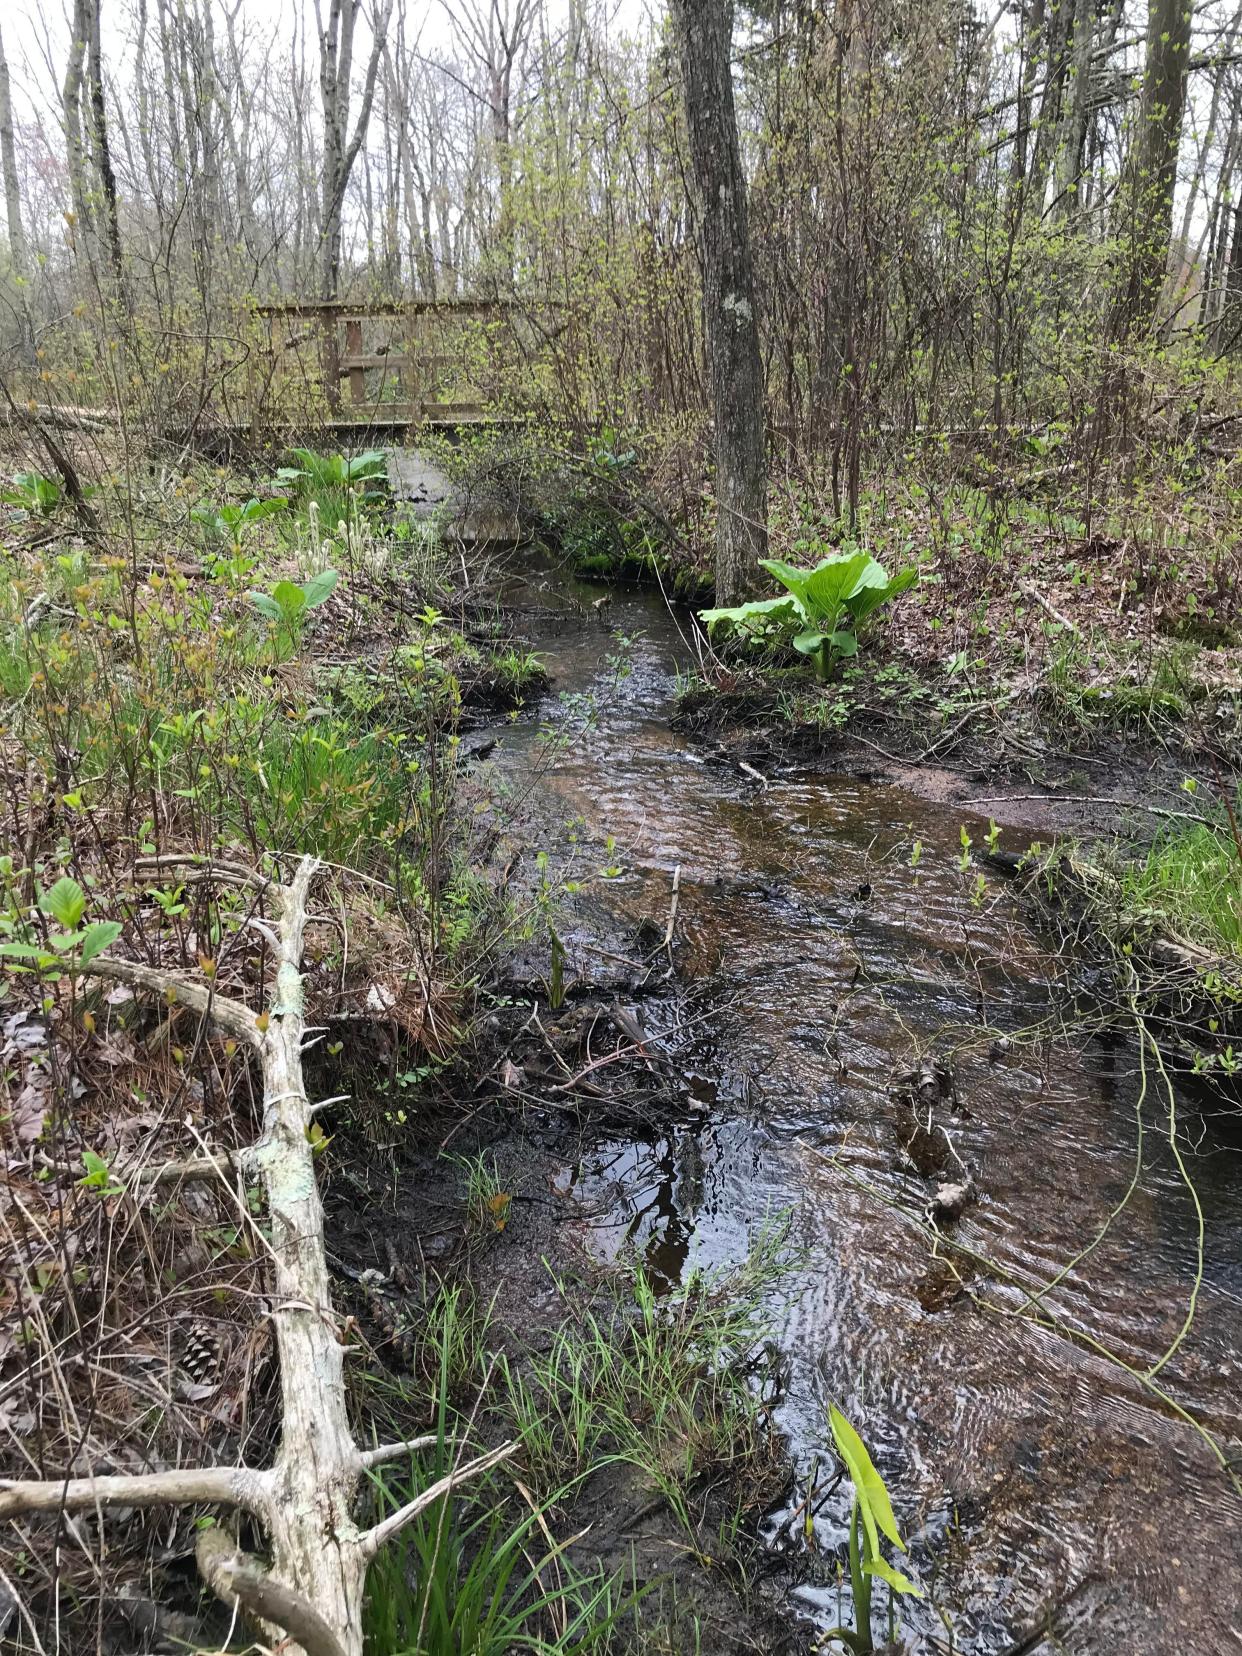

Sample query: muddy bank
[421,544,1242,1654]
[674,679,1228,840]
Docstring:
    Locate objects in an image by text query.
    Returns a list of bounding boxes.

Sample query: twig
[662,864,681,951]
[1019,580,1080,636]
[358,1443,519,1559]
[968,793,1210,824]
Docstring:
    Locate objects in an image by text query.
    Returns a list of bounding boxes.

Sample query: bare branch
[84,955,261,1048]
[196,1527,346,1656]
[123,1153,245,1186]
[134,854,278,894]
[357,1435,438,1470]
[359,1442,519,1558]
[0,1464,269,1523]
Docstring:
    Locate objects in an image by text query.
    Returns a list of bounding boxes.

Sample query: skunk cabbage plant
[700,548,917,679]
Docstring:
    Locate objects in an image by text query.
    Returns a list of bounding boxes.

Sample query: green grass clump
[361,1225,792,1656]
[362,1290,632,1656]
[1118,813,1242,954]
[496,1219,793,1527]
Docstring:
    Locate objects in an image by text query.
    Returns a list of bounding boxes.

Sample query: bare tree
[669,0,766,603]
[441,0,536,286]
[62,0,93,248]
[87,0,123,283]
[317,0,393,299]
[0,25,26,276]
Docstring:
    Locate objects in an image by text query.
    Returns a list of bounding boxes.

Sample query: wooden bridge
[245,297,543,434]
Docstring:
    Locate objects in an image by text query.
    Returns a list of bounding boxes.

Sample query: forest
[0,0,1240,1652]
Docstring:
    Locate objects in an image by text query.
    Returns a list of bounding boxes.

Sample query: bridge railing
[247,298,543,431]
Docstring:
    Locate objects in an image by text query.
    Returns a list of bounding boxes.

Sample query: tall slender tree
[1112,0,1194,337]
[0,25,26,277]
[317,0,393,299]
[669,0,766,603]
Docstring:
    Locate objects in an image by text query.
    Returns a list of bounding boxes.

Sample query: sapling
[0,876,122,978]
[823,1405,922,1654]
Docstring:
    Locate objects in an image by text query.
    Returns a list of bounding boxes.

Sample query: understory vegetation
[3,0,1242,1648]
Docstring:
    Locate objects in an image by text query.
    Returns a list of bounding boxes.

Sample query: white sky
[1,0,660,129]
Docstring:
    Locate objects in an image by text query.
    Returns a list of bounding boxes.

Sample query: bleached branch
[84,955,260,1048]
[197,1527,346,1656]
[359,1442,519,1559]
[357,1435,438,1470]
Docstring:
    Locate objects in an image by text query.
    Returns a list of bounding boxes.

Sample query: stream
[467,542,1242,1655]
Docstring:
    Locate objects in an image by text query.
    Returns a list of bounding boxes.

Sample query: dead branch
[134,853,278,894]
[358,1442,520,1559]
[84,954,260,1047]
[357,1436,438,1470]
[0,855,458,1656]
[197,1527,346,1656]
[0,1464,268,1520]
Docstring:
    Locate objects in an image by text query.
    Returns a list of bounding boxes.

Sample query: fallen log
[0,854,512,1656]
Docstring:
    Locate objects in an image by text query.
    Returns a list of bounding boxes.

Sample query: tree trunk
[86,0,124,284]
[669,0,767,604]
[318,0,391,300]
[1111,0,1193,339]
[1052,0,1096,215]
[62,0,93,245]
[0,25,26,276]
[1027,0,1071,214]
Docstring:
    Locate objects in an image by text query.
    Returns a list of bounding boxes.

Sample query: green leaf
[830,1404,906,1554]
[300,568,339,609]
[271,579,306,617]
[248,591,284,622]
[0,941,58,964]
[792,629,829,656]
[699,595,798,637]
[847,565,919,627]
[829,630,859,657]
[81,1148,109,1179]
[77,920,122,966]
[862,1555,923,1598]
[802,550,879,619]
[239,497,288,523]
[344,450,387,481]
[757,557,815,618]
[40,876,86,930]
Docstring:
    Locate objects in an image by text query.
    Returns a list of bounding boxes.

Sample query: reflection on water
[485,554,1242,1655]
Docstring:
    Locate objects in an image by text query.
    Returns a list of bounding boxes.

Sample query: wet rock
[929,1178,976,1223]
[893,1093,955,1177]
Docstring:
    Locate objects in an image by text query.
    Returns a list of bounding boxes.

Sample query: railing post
[320,307,341,414]
[345,316,365,407]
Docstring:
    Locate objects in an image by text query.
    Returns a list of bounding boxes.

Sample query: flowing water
[473,545,1242,1655]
